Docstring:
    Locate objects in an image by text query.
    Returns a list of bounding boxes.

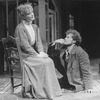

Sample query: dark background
[61,0,100,59]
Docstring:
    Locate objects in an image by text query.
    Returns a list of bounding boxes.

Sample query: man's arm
[52,39,65,45]
[77,49,93,90]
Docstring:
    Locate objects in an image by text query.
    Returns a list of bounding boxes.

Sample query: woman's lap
[23,55,62,99]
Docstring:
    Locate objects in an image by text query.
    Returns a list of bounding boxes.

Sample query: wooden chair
[2,36,25,97]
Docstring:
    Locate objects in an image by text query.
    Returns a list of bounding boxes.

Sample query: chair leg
[22,87,25,98]
[11,77,14,93]
[10,69,14,93]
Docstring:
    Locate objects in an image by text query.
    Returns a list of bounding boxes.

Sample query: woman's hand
[52,39,65,46]
[38,52,48,58]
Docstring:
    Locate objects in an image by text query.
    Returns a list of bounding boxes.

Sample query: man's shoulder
[75,46,85,54]
[77,46,84,51]
[76,46,88,56]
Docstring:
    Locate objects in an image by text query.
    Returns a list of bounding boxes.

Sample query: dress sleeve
[35,25,44,53]
[14,25,38,56]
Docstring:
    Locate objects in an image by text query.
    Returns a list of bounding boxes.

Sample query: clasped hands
[38,52,48,58]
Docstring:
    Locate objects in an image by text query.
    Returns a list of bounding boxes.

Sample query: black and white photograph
[0,0,100,100]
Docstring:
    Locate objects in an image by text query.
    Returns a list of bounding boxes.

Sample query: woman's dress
[14,21,62,99]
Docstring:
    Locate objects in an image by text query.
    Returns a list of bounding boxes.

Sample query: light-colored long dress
[14,21,62,99]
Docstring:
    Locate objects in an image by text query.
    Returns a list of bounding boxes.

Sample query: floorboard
[0,58,100,100]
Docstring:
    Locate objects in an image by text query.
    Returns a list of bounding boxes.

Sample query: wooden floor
[0,59,100,100]
[0,73,100,100]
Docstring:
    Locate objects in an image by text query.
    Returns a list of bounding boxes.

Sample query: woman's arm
[14,25,38,56]
[35,25,44,53]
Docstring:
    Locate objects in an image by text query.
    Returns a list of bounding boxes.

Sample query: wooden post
[16,0,19,25]
[69,14,74,30]
[27,0,29,3]
[99,63,100,74]
[6,0,9,36]
[39,0,46,52]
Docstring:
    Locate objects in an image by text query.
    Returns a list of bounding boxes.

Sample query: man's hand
[38,52,48,58]
[52,39,65,46]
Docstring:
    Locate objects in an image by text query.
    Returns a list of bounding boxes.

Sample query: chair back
[2,36,23,71]
[2,36,24,94]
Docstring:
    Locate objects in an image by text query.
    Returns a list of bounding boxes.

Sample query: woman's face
[25,11,35,22]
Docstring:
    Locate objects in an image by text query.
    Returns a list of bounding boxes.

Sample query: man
[53,29,94,93]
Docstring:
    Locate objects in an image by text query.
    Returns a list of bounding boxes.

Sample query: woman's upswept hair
[17,3,33,19]
[66,29,82,46]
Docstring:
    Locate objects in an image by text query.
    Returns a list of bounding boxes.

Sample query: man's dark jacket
[60,45,92,92]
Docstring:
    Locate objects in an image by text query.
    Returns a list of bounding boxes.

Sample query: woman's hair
[17,3,33,19]
[66,29,82,46]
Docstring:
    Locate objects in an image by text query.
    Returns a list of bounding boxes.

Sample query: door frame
[48,9,56,42]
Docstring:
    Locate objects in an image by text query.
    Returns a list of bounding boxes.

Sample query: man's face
[64,33,76,45]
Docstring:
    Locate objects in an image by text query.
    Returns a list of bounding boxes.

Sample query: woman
[14,3,62,100]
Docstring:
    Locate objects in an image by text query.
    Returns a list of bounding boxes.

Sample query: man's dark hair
[66,29,82,46]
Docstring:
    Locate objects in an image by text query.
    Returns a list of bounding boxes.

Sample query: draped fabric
[14,22,62,99]
[23,55,62,99]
